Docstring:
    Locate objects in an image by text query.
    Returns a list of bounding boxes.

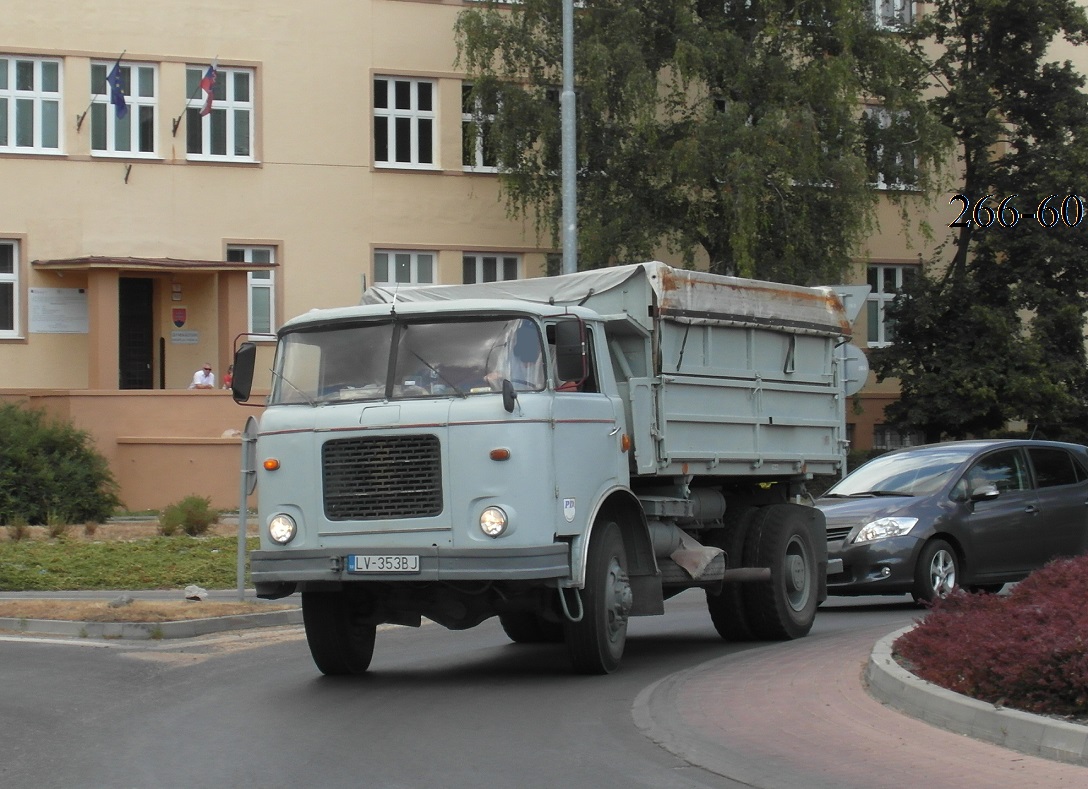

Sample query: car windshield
[270,316,546,405]
[823,447,976,498]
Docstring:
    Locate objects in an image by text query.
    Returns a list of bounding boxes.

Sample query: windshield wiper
[410,351,467,398]
[843,489,914,498]
[269,366,317,406]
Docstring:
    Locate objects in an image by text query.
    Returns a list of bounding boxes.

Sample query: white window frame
[0,55,62,154]
[228,245,276,334]
[873,425,924,451]
[185,65,256,162]
[863,106,918,190]
[462,253,520,284]
[0,239,21,339]
[874,0,913,28]
[374,250,435,285]
[373,77,436,169]
[90,61,158,158]
[462,83,499,172]
[866,264,916,347]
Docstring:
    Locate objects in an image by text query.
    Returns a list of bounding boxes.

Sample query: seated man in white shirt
[189,363,215,390]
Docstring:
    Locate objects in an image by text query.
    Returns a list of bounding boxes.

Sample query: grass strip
[0,536,260,591]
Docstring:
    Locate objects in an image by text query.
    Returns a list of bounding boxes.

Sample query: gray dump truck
[231,261,854,674]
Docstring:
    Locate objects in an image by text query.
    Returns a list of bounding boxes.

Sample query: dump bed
[363,261,850,479]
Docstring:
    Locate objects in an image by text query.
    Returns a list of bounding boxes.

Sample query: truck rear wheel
[302,590,377,675]
[705,506,757,641]
[565,521,632,674]
[498,612,564,644]
[741,505,818,640]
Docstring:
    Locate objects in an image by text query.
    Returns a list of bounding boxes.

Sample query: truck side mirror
[554,318,587,383]
[502,378,517,413]
[232,342,257,403]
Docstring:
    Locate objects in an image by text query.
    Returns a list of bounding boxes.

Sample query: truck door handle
[608,425,621,436]
[1025,505,1039,515]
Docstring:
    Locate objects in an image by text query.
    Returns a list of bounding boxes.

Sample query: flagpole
[76,50,125,132]
[172,56,218,137]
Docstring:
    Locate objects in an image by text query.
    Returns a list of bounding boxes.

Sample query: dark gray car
[816,439,1088,603]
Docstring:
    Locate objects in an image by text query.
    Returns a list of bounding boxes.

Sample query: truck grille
[322,434,443,520]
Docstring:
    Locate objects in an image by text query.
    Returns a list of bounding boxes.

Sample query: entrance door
[119,277,154,389]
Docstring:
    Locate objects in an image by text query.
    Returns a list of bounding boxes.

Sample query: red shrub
[894,555,1088,717]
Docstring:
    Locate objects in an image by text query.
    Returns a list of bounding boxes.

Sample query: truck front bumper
[250,544,571,588]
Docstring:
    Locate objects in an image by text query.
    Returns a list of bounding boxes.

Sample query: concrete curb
[867,625,1088,766]
[0,608,302,640]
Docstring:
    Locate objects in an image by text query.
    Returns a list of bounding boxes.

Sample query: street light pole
[560,0,577,275]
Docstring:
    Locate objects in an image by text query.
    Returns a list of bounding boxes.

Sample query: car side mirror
[970,483,1000,502]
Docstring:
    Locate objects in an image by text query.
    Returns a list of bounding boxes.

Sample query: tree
[872,0,1088,441]
[455,0,947,283]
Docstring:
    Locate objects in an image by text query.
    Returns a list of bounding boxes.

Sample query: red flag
[199,60,218,116]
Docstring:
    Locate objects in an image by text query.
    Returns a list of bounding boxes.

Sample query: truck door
[549,324,628,537]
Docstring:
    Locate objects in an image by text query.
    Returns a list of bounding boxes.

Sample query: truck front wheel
[565,521,632,674]
[741,505,818,640]
[302,590,377,675]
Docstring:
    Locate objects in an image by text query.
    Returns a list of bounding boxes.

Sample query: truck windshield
[271,316,546,405]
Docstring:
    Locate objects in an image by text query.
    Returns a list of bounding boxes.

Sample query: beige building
[0,0,947,510]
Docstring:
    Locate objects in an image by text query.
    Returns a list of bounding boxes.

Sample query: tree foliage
[873,0,1088,442]
[456,0,947,283]
[0,403,122,525]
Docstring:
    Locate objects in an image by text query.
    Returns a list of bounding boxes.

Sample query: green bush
[0,403,122,526]
[158,495,219,536]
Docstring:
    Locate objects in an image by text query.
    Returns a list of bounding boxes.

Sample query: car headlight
[854,517,918,543]
[268,513,297,545]
[479,506,508,538]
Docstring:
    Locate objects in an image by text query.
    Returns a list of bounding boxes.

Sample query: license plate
[347,554,420,573]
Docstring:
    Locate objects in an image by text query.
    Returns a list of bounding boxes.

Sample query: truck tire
[302,590,377,675]
[498,612,564,644]
[565,521,632,674]
[704,506,757,641]
[741,505,818,640]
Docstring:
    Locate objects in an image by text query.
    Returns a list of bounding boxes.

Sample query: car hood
[814,496,919,524]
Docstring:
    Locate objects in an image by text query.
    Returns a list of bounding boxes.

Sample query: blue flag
[107,62,128,119]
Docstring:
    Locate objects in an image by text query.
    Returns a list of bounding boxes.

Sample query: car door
[959,447,1041,577]
[1026,447,1088,560]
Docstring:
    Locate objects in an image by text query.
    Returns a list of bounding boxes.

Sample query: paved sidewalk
[634,622,1088,788]
[0,588,301,639]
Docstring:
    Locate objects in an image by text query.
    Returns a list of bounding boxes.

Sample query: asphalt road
[0,591,919,789]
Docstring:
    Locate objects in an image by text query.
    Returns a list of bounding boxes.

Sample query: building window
[862,107,918,190]
[228,246,276,333]
[866,264,916,347]
[0,240,20,338]
[374,251,434,284]
[463,254,519,284]
[374,77,435,168]
[185,66,255,161]
[462,83,498,171]
[0,56,61,153]
[873,425,924,451]
[873,0,913,28]
[90,61,157,156]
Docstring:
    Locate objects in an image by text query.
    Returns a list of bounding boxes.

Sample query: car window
[964,449,1029,494]
[1029,448,1083,488]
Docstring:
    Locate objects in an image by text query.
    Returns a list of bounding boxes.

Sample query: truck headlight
[854,517,918,543]
[268,514,297,544]
[479,507,508,538]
